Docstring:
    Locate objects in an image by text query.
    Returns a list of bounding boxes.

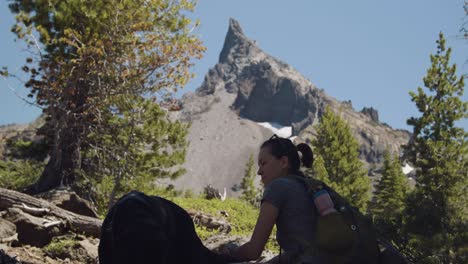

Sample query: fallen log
[0,188,102,237]
[12,203,50,217]
[187,209,231,233]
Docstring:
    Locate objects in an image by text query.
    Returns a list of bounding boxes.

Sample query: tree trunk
[31,85,86,194]
[0,187,101,237]
[34,129,81,193]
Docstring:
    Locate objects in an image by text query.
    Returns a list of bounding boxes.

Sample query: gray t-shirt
[262,176,317,261]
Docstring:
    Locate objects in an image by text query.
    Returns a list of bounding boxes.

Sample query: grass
[171,196,279,252]
[44,236,79,258]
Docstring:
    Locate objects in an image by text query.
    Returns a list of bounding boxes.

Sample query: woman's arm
[229,201,279,262]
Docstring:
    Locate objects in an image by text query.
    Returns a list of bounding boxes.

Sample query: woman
[225,134,318,263]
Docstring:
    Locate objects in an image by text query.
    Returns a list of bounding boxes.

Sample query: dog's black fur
[99,191,236,264]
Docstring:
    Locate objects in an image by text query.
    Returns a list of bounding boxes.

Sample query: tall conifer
[240,154,258,206]
[312,107,371,212]
[403,33,467,263]
[372,150,409,245]
[373,150,408,219]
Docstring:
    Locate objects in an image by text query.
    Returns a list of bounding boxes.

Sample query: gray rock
[35,189,98,218]
[4,208,64,247]
[361,107,379,123]
[77,238,98,262]
[0,219,16,240]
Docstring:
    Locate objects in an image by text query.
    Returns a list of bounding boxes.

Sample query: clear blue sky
[1,1,467,130]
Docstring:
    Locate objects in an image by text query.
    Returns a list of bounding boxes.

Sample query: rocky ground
[0,188,101,264]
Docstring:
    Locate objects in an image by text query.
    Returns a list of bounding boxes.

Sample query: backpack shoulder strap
[284,175,327,194]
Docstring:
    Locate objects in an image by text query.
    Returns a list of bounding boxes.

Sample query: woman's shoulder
[266,176,305,191]
[273,175,304,184]
[265,177,290,188]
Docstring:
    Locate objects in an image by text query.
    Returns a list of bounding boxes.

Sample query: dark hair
[260,134,314,176]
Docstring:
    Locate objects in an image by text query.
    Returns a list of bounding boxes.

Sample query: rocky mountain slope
[169,19,410,195]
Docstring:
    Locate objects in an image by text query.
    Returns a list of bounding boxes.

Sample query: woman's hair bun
[296,143,313,168]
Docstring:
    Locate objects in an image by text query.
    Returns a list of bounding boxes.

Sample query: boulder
[77,238,99,262]
[0,219,16,240]
[3,208,64,247]
[35,189,98,218]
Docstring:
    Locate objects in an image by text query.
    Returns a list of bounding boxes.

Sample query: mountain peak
[228,18,244,36]
[219,18,254,63]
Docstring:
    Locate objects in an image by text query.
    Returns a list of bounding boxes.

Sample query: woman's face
[257,146,289,185]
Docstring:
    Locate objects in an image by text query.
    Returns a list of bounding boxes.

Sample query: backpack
[286,175,381,264]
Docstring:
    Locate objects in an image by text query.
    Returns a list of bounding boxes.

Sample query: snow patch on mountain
[257,122,292,138]
[402,163,414,175]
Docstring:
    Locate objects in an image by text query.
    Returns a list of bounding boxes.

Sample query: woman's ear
[279,156,289,170]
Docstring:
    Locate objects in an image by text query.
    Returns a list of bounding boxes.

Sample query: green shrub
[0,159,43,190]
[44,236,79,258]
[6,139,49,161]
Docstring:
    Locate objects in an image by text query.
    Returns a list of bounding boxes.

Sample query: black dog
[99,191,236,264]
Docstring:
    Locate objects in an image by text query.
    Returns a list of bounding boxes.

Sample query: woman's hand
[227,201,279,262]
[219,242,239,256]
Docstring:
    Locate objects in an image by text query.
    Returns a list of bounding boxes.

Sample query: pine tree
[403,32,468,263]
[312,107,371,212]
[373,150,408,219]
[86,98,190,211]
[4,0,204,196]
[240,154,258,206]
[372,150,409,245]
